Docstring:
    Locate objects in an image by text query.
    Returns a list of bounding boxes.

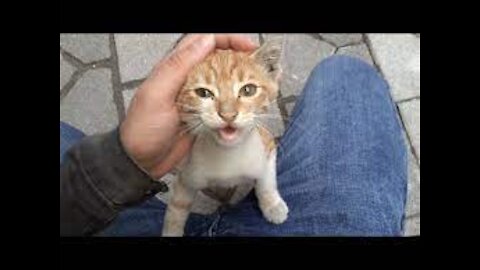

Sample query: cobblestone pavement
[60,33,420,236]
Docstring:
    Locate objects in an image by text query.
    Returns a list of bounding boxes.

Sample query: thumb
[150,134,194,179]
[147,34,215,102]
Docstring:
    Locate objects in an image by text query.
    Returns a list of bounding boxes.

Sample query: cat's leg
[255,150,289,224]
[162,176,197,236]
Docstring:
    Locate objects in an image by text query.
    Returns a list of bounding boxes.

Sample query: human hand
[120,34,257,179]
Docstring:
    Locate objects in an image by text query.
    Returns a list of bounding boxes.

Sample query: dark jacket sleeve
[60,128,168,236]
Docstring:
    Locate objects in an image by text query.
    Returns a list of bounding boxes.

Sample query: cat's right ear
[250,38,283,81]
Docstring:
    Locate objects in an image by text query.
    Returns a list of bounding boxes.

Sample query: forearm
[59,128,168,236]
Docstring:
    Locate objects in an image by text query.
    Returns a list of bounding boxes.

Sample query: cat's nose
[218,111,238,122]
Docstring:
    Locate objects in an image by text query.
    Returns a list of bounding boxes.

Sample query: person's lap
[215,56,407,236]
[60,55,407,236]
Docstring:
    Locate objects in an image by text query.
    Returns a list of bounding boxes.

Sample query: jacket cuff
[74,128,168,208]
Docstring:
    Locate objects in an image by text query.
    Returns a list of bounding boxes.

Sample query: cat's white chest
[183,131,269,189]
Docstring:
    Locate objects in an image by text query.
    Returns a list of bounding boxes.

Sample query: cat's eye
[194,88,214,99]
[239,84,257,97]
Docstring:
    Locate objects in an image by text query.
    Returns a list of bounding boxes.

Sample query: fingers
[179,34,258,51]
[150,134,194,179]
[215,34,258,51]
[143,34,257,104]
[146,34,215,103]
[175,34,204,51]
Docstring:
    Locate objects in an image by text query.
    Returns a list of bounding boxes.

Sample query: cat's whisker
[180,114,202,121]
[260,99,284,111]
[257,109,311,136]
[189,121,206,135]
[202,114,221,123]
[261,129,287,156]
[179,121,203,136]
[255,114,283,119]
[283,117,312,136]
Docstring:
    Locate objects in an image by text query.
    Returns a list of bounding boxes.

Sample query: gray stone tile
[122,87,138,113]
[284,100,296,117]
[60,53,75,90]
[264,34,335,97]
[60,34,110,63]
[60,69,118,135]
[405,151,420,217]
[404,215,420,236]
[399,99,420,160]
[367,34,420,101]
[261,33,285,43]
[115,34,182,83]
[336,43,374,66]
[319,34,363,46]
[265,100,285,138]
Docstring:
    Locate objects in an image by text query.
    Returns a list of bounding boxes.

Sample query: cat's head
[177,39,283,147]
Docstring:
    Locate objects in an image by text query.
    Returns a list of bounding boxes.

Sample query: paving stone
[264,100,285,138]
[60,53,75,90]
[60,69,118,135]
[284,98,297,117]
[399,99,420,160]
[319,33,363,46]
[405,150,420,217]
[264,34,335,98]
[115,34,182,83]
[404,215,420,236]
[60,34,110,63]
[336,43,374,66]
[122,87,138,113]
[261,33,285,42]
[367,34,420,101]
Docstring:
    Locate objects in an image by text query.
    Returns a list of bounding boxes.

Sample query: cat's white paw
[162,229,184,237]
[261,198,289,224]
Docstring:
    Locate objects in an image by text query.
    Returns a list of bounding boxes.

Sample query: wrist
[119,123,158,179]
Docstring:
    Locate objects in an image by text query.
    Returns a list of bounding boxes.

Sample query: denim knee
[305,55,388,101]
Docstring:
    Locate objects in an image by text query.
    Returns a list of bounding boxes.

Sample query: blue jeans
[60,56,407,236]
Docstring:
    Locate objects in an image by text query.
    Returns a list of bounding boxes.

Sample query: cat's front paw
[162,229,184,237]
[261,198,289,224]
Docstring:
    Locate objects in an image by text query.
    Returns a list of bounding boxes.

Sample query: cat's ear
[250,38,283,81]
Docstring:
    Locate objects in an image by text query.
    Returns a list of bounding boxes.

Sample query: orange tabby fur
[162,40,288,236]
[177,49,278,155]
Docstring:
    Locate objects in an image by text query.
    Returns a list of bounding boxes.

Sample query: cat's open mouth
[217,125,239,142]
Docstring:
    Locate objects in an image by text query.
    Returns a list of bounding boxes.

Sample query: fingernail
[197,34,214,50]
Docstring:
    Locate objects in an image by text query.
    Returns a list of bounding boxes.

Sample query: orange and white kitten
[162,39,287,236]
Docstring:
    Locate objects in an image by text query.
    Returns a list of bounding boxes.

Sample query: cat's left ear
[250,38,283,81]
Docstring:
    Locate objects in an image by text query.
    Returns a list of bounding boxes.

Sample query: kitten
[162,39,287,236]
